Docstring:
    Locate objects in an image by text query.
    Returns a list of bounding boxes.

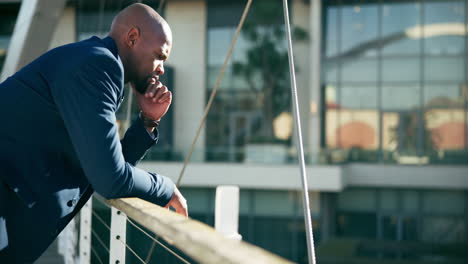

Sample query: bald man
[0,3,187,262]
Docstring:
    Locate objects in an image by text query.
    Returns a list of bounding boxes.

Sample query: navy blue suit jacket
[0,36,174,262]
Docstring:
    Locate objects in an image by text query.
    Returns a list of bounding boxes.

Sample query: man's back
[0,36,124,208]
[0,36,126,262]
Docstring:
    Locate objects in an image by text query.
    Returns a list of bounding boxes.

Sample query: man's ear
[126,27,140,47]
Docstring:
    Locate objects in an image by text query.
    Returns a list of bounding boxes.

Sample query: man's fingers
[145,81,163,98]
[163,185,188,217]
[152,86,168,101]
[175,202,188,217]
[165,201,188,217]
[179,208,188,217]
[156,90,172,103]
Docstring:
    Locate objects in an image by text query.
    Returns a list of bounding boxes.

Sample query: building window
[206,0,302,163]
[331,188,468,262]
[322,0,468,164]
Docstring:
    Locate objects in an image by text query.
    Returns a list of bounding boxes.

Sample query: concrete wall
[49,6,76,49]
[292,0,312,160]
[139,162,468,191]
[309,0,322,162]
[165,0,207,162]
[139,162,344,191]
[344,164,468,190]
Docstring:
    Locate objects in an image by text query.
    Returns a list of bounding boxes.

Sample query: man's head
[109,3,172,94]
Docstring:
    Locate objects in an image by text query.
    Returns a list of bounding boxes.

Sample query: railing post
[110,207,127,264]
[79,199,92,264]
[215,185,242,240]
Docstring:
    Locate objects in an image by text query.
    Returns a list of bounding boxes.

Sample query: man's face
[128,30,172,94]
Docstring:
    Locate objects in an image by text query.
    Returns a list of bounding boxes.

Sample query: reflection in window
[382,112,399,153]
[323,60,339,83]
[325,84,338,109]
[327,111,379,151]
[382,58,420,82]
[424,57,464,82]
[426,109,465,150]
[341,85,377,109]
[340,1,378,57]
[207,27,234,66]
[381,2,421,55]
[325,6,339,58]
[424,83,464,108]
[326,83,379,162]
[341,59,378,82]
[323,0,468,164]
[382,84,420,111]
[382,111,423,157]
[424,0,465,55]
[206,0,300,163]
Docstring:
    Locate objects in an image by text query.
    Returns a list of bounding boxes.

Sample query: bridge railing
[78,191,295,264]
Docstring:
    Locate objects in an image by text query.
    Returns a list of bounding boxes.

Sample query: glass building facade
[205,0,295,163]
[204,0,468,165]
[323,0,468,165]
[202,1,468,261]
[334,188,467,259]
[1,1,467,166]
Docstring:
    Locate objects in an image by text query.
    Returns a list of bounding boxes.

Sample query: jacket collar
[102,36,119,58]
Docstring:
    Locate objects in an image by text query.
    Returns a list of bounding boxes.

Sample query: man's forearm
[121,115,158,165]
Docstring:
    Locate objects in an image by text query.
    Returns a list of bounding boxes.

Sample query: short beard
[132,78,147,94]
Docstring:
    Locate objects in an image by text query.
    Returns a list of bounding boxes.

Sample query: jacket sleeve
[121,115,158,166]
[50,53,174,206]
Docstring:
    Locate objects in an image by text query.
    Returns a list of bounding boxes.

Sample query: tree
[232,0,307,142]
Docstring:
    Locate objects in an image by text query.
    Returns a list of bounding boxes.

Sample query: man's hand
[165,185,188,217]
[133,77,172,121]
